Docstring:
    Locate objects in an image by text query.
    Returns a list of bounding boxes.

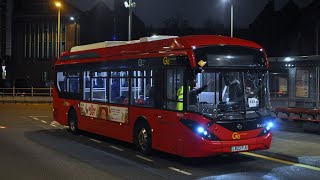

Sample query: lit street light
[55,1,62,57]
[223,0,233,37]
[69,16,78,46]
[124,0,136,41]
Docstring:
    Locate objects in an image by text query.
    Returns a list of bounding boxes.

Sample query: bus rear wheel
[134,122,152,155]
[68,109,79,134]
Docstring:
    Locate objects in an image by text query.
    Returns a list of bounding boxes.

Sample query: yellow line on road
[240,152,320,171]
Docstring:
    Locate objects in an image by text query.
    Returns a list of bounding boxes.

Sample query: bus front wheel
[134,122,152,155]
[68,109,79,134]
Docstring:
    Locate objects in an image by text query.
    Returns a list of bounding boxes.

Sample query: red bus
[53,35,273,157]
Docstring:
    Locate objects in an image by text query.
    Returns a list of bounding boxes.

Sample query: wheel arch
[132,116,151,143]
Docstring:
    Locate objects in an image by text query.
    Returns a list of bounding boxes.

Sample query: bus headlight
[266,121,274,130]
[180,119,220,141]
[258,119,274,137]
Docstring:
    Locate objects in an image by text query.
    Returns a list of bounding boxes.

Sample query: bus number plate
[231,145,248,152]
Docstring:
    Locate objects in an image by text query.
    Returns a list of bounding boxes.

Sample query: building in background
[249,0,320,57]
[11,0,82,87]
[8,0,146,87]
[0,0,13,87]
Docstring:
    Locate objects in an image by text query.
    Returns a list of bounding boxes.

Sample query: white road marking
[90,138,102,144]
[0,126,6,129]
[169,167,192,176]
[33,117,39,120]
[110,146,124,152]
[50,124,57,128]
[136,155,153,162]
[51,121,59,125]
[29,116,49,118]
[41,120,47,124]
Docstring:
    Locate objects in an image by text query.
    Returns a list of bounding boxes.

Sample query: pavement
[254,119,320,168]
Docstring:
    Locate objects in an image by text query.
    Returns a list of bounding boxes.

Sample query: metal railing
[0,87,53,96]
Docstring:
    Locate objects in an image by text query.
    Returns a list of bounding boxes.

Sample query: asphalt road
[0,104,319,180]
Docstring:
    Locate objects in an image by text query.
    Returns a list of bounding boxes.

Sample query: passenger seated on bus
[123,97,129,105]
[136,97,145,105]
[114,96,126,103]
[111,79,120,101]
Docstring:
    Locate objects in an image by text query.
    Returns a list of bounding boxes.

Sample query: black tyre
[134,122,152,155]
[68,109,79,134]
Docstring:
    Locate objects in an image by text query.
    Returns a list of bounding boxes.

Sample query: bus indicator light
[198,60,207,67]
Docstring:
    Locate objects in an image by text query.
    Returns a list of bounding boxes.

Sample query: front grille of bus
[215,119,263,132]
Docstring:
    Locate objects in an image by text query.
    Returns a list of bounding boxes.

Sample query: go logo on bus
[162,56,177,65]
[232,132,247,140]
[162,57,170,65]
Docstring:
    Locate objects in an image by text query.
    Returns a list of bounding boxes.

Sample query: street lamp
[223,0,233,37]
[124,0,136,41]
[55,1,62,57]
[70,16,78,46]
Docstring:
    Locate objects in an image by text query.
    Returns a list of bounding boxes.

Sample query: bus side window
[131,70,152,107]
[83,71,91,100]
[56,72,67,92]
[110,71,129,104]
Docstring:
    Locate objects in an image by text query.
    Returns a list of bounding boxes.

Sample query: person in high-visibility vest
[176,86,190,111]
[176,80,213,111]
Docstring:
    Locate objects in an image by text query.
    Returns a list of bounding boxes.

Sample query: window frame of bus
[56,71,82,100]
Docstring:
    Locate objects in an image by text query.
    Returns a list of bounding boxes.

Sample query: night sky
[67,0,314,28]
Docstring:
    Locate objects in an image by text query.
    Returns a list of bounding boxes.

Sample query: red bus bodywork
[53,35,272,157]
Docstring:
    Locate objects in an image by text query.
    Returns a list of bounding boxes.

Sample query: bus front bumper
[182,132,272,158]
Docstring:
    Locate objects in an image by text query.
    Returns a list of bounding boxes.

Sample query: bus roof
[70,35,178,52]
[58,35,263,63]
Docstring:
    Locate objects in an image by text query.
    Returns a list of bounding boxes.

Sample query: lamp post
[70,16,78,46]
[316,21,319,55]
[55,1,62,57]
[223,0,233,37]
[124,0,136,41]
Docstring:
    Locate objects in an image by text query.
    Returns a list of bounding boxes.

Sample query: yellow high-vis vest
[176,86,190,111]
